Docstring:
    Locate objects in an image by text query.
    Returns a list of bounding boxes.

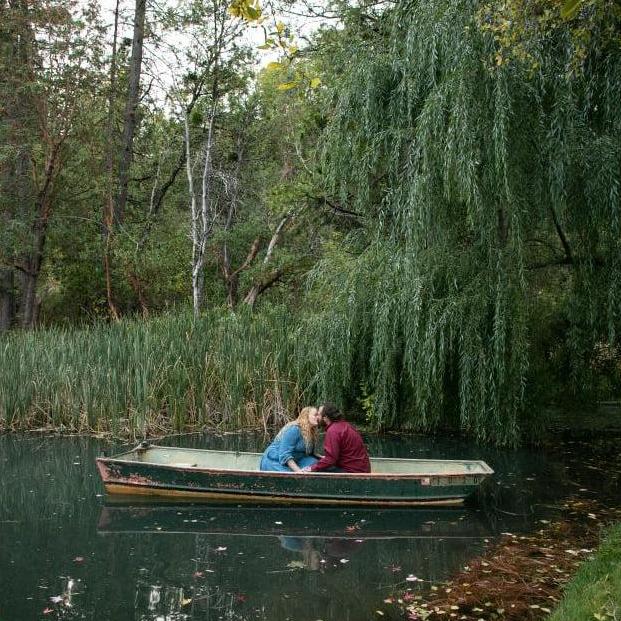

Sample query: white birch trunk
[186,106,217,317]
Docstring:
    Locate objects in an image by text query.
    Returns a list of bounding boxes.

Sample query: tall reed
[0,307,312,436]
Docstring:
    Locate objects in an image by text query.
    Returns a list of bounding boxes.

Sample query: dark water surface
[0,431,617,621]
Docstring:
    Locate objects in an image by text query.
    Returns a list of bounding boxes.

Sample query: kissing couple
[259,403,370,474]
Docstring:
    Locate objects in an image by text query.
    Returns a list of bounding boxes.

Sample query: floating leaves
[395,497,621,620]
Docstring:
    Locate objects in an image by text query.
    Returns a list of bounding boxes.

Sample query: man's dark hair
[320,402,343,422]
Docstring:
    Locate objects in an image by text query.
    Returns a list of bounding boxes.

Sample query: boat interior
[111,446,493,476]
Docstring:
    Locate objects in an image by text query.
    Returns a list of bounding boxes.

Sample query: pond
[0,429,618,621]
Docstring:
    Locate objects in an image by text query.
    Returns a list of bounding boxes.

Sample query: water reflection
[97,503,495,538]
[136,583,189,621]
[97,503,494,620]
[0,431,618,620]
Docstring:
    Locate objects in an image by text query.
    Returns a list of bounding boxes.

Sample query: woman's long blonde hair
[275,406,319,453]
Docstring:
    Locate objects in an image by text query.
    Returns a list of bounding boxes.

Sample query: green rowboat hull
[96,445,493,506]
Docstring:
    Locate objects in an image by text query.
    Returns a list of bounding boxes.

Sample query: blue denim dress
[259,424,318,471]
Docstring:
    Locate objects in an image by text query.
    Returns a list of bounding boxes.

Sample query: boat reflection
[97,503,494,539]
[98,504,497,621]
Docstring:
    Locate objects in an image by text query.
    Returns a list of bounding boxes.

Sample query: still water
[0,431,615,621]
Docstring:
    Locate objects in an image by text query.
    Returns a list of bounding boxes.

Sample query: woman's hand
[286,459,302,472]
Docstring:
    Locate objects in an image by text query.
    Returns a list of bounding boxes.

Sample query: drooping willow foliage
[310,0,621,444]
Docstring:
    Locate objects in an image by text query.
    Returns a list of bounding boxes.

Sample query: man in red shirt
[306,403,371,473]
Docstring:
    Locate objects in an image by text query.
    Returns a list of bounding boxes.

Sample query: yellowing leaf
[310,77,322,89]
[276,21,285,34]
[266,62,282,71]
[245,6,261,20]
[561,0,581,19]
[276,81,298,91]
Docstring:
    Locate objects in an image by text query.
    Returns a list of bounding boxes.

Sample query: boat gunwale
[97,446,494,479]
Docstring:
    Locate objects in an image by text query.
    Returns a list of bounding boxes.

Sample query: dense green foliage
[1,0,620,442]
[309,0,621,443]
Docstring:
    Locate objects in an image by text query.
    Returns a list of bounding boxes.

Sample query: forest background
[1,0,620,445]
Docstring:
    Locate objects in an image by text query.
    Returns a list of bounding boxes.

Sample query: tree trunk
[0,268,14,332]
[19,195,51,329]
[103,0,121,320]
[115,0,146,225]
[1,0,35,330]
[243,213,292,308]
[221,130,245,307]
[193,112,215,315]
[221,236,260,308]
[243,269,284,308]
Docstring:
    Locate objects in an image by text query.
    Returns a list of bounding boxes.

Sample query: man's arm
[310,428,340,471]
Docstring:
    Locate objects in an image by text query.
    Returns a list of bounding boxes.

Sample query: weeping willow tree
[308,0,621,444]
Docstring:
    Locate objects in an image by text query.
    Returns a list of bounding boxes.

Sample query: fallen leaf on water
[50,596,63,603]
[73,557,84,563]
[287,560,306,569]
[193,571,203,578]
[43,608,54,615]
[340,559,349,564]
[406,574,418,582]
[216,546,227,552]
[181,598,192,606]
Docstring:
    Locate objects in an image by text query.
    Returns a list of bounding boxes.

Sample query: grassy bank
[0,307,316,436]
[548,523,621,621]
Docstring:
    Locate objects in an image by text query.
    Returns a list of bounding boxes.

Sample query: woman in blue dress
[259,406,322,472]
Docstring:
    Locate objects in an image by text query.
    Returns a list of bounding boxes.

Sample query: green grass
[548,524,621,621]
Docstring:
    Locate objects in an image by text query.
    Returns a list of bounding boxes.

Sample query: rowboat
[96,443,493,506]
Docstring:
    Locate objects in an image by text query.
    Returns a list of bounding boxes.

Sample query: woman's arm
[285,459,302,472]
[278,426,303,471]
